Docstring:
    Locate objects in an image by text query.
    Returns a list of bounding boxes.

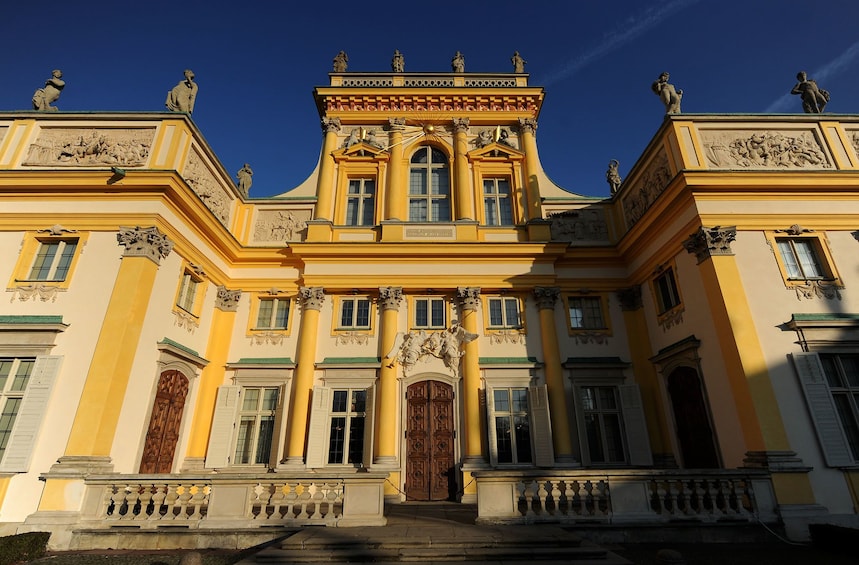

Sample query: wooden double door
[139,370,189,474]
[404,380,457,501]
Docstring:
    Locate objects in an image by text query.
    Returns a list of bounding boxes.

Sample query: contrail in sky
[540,0,703,87]
[765,40,859,112]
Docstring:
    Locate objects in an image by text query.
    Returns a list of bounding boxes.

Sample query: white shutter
[529,385,555,467]
[362,386,375,468]
[205,386,240,469]
[0,355,62,473]
[791,352,854,467]
[305,387,331,468]
[618,384,653,466]
[485,388,498,466]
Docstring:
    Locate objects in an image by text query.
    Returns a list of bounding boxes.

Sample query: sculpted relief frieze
[23,128,154,167]
[253,210,310,243]
[700,129,831,169]
[621,150,671,229]
[549,208,609,242]
[848,131,859,161]
[184,150,231,225]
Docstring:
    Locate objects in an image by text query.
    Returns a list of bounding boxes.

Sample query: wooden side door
[139,370,189,474]
[405,380,456,501]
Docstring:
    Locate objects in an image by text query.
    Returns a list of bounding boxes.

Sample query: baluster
[135,485,153,521]
[575,481,588,516]
[562,480,574,517]
[548,480,561,517]
[164,483,179,520]
[188,484,206,520]
[296,482,311,519]
[176,484,192,520]
[536,480,548,517]
[255,483,272,520]
[311,483,326,520]
[594,480,608,516]
[150,484,167,521]
[123,486,139,520]
[523,480,536,517]
[269,483,285,520]
[103,485,119,518]
[284,482,299,521]
[652,480,667,515]
[667,480,680,516]
[692,479,706,517]
[740,478,755,516]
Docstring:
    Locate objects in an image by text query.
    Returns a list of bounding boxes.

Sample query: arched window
[409,147,450,222]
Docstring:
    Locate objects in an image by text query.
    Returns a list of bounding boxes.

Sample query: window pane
[495,416,512,463]
[255,415,275,464]
[569,300,585,328]
[431,197,450,222]
[28,243,59,280]
[493,389,510,412]
[262,388,279,411]
[0,398,22,461]
[409,171,427,194]
[274,300,289,328]
[512,388,528,412]
[10,360,34,392]
[430,170,449,195]
[602,414,625,462]
[777,241,803,278]
[331,390,348,413]
[597,387,617,410]
[821,356,843,387]
[484,197,498,226]
[257,300,274,328]
[794,240,823,278]
[348,415,365,464]
[345,199,359,226]
[581,387,596,410]
[504,299,519,327]
[489,299,503,326]
[0,360,13,391]
[409,199,428,222]
[431,299,445,327]
[415,299,428,327]
[430,148,447,164]
[328,417,346,464]
[841,356,859,387]
[341,300,354,327]
[411,149,428,164]
[242,388,260,411]
[351,390,366,412]
[234,416,255,464]
[585,414,604,462]
[833,394,859,460]
[514,415,532,464]
[53,241,77,280]
[356,299,370,327]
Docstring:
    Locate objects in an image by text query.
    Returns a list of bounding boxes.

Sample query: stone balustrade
[473,469,778,525]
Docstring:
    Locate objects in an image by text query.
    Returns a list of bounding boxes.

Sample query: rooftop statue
[451,51,465,73]
[651,71,682,114]
[606,159,622,194]
[32,70,65,111]
[791,71,829,113]
[391,50,405,72]
[165,70,198,114]
[236,163,253,197]
[511,51,526,73]
[333,51,348,72]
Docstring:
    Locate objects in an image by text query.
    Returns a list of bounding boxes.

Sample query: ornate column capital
[379,286,403,311]
[387,117,406,131]
[533,286,560,310]
[518,117,538,135]
[616,286,642,311]
[298,286,326,311]
[683,225,736,264]
[215,286,242,312]
[116,226,174,265]
[321,117,341,134]
[456,287,481,312]
[452,117,470,134]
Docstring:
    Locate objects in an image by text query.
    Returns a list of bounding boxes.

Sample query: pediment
[467,143,524,160]
[334,142,389,161]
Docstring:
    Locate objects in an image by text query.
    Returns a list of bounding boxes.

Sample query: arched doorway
[139,370,190,474]
[404,380,456,501]
[666,367,720,468]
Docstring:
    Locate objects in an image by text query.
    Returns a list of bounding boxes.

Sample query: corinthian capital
[682,226,737,264]
[518,117,538,135]
[533,286,560,310]
[116,226,174,265]
[215,286,242,312]
[321,117,341,134]
[387,117,406,131]
[452,117,470,134]
[456,287,481,311]
[298,286,325,310]
[379,286,403,311]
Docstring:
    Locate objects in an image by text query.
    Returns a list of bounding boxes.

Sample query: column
[313,117,341,222]
[385,117,406,221]
[682,227,817,511]
[39,227,173,513]
[183,286,241,469]
[281,286,325,467]
[518,118,543,222]
[458,287,484,502]
[375,287,402,498]
[452,118,474,221]
[533,287,574,463]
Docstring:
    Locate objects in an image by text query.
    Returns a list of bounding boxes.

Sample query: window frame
[484,377,554,468]
[325,388,369,466]
[411,296,449,330]
[482,177,514,226]
[484,296,523,330]
[173,264,206,318]
[251,294,292,332]
[652,266,682,316]
[565,295,610,334]
[489,386,533,465]
[408,146,451,223]
[766,232,841,287]
[232,385,281,466]
[10,232,88,290]
[345,177,377,227]
[335,296,374,332]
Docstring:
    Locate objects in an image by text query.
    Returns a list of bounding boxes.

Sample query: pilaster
[518,118,543,222]
[458,286,484,502]
[375,286,402,470]
[314,117,341,222]
[385,117,406,222]
[452,118,474,221]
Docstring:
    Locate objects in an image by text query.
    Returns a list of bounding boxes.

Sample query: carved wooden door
[139,370,189,474]
[405,380,456,501]
[667,367,720,468]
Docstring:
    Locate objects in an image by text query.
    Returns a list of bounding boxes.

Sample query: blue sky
[3,0,859,199]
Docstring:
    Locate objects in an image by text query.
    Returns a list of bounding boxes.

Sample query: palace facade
[1,68,859,549]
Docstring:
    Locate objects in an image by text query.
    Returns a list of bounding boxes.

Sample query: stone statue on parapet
[165,70,198,114]
[652,71,682,114]
[333,51,348,72]
[236,163,253,196]
[606,159,622,194]
[32,70,65,111]
[791,71,829,113]
[511,51,526,73]
[392,50,405,72]
[451,51,465,73]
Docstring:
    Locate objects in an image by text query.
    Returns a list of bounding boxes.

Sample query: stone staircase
[237,503,630,564]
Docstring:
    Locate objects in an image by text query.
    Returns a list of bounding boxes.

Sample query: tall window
[409,147,450,222]
[0,358,35,464]
[340,297,371,329]
[654,268,681,314]
[256,297,290,330]
[233,387,279,465]
[492,388,532,464]
[27,240,77,281]
[568,297,605,329]
[346,179,376,226]
[176,270,201,313]
[580,386,625,463]
[777,238,825,279]
[328,389,367,465]
[819,354,859,460]
[483,179,513,226]
[487,297,521,329]
[414,297,446,329]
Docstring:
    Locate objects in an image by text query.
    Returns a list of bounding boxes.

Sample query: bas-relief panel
[336,124,520,152]
[23,128,154,167]
[0,127,7,147]
[699,129,831,169]
[621,149,671,229]
[252,209,311,243]
[183,149,231,225]
[846,129,859,162]
[548,208,609,243]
